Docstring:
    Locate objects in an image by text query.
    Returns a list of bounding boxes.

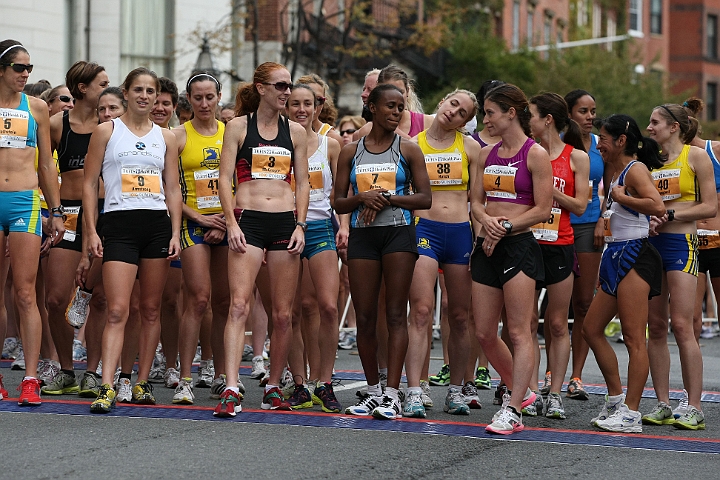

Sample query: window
[708,83,718,121]
[592,3,601,38]
[512,1,520,51]
[650,0,662,34]
[544,13,552,46]
[629,0,642,33]
[527,9,534,47]
[557,22,565,44]
[709,15,718,59]
[606,17,616,51]
[120,0,174,77]
[577,0,589,26]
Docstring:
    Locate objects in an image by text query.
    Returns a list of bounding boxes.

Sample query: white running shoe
[420,380,433,408]
[591,393,625,426]
[66,287,92,328]
[2,337,17,359]
[173,378,195,404]
[193,345,202,363]
[164,367,180,389]
[673,389,689,419]
[595,403,642,433]
[345,394,383,416]
[372,395,401,420]
[10,345,25,370]
[250,356,266,379]
[196,360,214,388]
[116,377,133,403]
[486,408,524,434]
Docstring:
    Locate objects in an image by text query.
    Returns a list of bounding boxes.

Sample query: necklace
[427,129,454,143]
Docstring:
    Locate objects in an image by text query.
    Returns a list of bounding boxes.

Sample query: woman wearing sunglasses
[214,62,309,417]
[0,39,64,405]
[337,115,365,147]
[42,86,73,117]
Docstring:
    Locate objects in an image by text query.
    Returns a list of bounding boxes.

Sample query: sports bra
[57,111,92,173]
[651,144,699,203]
[482,138,535,206]
[408,111,425,137]
[705,140,720,193]
[603,161,649,243]
[0,93,37,148]
[417,130,469,192]
[235,113,294,185]
[179,120,225,214]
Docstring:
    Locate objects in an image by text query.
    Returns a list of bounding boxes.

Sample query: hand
[358,207,378,225]
[88,233,103,258]
[196,213,226,231]
[481,237,497,257]
[226,222,247,254]
[481,215,509,241]
[39,236,53,257]
[649,214,667,237]
[336,227,349,250]
[49,216,66,246]
[76,255,91,287]
[203,228,225,245]
[337,246,348,265]
[167,236,181,260]
[287,226,305,255]
[593,217,604,249]
[359,189,390,211]
[610,184,626,203]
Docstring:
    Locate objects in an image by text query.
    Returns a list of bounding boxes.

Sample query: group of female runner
[0,38,712,435]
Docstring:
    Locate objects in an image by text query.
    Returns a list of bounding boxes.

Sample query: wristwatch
[296,221,308,232]
[381,191,392,202]
[501,220,513,235]
[666,209,675,221]
[51,205,64,217]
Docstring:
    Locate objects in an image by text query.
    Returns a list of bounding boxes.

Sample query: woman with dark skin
[335,84,432,420]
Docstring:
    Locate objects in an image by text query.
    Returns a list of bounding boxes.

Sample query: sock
[81,286,93,294]
[378,368,388,376]
[385,386,399,402]
[367,383,382,396]
[119,372,132,380]
[227,386,240,394]
[449,384,463,391]
[23,376,37,381]
[61,369,74,376]
[265,384,278,393]
[608,393,624,403]
[407,387,422,395]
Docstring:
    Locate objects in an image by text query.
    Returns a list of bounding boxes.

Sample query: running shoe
[591,394,625,426]
[41,371,80,395]
[403,390,426,418]
[78,371,101,398]
[210,374,227,399]
[10,345,24,370]
[494,390,536,422]
[132,381,156,405]
[164,367,180,389]
[486,408,523,434]
[461,382,481,410]
[493,384,508,405]
[242,344,254,362]
[445,385,470,415]
[90,384,115,413]
[420,380,434,408]
[595,403,642,433]
[72,339,87,362]
[116,378,133,403]
[2,336,17,359]
[338,330,356,350]
[193,345,202,363]
[539,371,551,395]
[673,389,689,419]
[566,377,589,400]
[474,366,492,390]
[673,406,706,430]
[372,395,401,420]
[213,389,243,417]
[173,378,195,405]
[17,377,42,406]
[259,371,270,387]
[287,384,313,409]
[261,386,292,410]
[250,356,266,379]
[38,359,61,386]
[345,394,383,416]
[196,360,214,388]
[429,364,450,386]
[356,372,388,398]
[66,287,92,328]
[522,401,538,416]
[545,392,567,419]
[0,373,8,400]
[313,382,342,413]
[641,401,675,425]
[148,347,166,383]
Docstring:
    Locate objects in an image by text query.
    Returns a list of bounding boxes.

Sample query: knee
[410,303,433,329]
[90,290,107,311]
[228,298,251,322]
[385,309,408,330]
[15,286,37,313]
[45,289,68,312]
[271,310,292,332]
[547,320,569,340]
[474,327,497,347]
[188,292,210,318]
[647,320,668,340]
[448,307,469,332]
[106,305,129,326]
[318,301,338,325]
[140,303,162,324]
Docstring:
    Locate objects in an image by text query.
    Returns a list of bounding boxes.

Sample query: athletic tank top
[179,120,225,214]
[651,145,699,202]
[102,118,167,212]
[571,134,604,224]
[408,111,425,137]
[0,93,37,148]
[57,111,92,173]
[349,134,413,227]
[471,132,488,148]
[533,144,575,245]
[482,138,535,206]
[705,140,720,193]
[417,130,469,192]
[306,134,333,221]
[318,123,333,136]
[235,113,294,184]
[603,161,649,242]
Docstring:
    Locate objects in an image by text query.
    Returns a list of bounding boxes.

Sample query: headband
[659,105,681,125]
[0,44,23,61]
[186,73,220,91]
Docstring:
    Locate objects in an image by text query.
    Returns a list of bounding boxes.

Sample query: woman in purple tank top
[469,84,553,434]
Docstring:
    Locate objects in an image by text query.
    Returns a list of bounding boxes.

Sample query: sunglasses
[55,95,73,103]
[2,62,33,73]
[316,96,326,105]
[263,82,293,92]
[340,128,357,136]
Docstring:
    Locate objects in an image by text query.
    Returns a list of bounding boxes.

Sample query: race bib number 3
[121,166,161,199]
[531,207,562,242]
[425,153,463,186]
[652,169,681,201]
[251,146,291,180]
[309,163,325,202]
[483,165,517,199]
[194,169,220,210]
[356,164,396,194]
[0,108,29,149]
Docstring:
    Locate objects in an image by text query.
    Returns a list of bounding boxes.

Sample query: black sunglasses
[263,82,293,92]
[55,95,73,103]
[340,128,357,136]
[316,96,326,105]
[2,62,33,73]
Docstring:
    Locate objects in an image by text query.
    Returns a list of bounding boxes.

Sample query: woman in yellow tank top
[644,104,716,430]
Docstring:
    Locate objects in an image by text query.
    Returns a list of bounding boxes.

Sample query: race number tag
[651,169,681,201]
[602,210,613,242]
[483,165,517,199]
[588,180,593,203]
[251,146,291,180]
[62,206,81,242]
[121,166,161,199]
[0,108,29,149]
[425,153,463,186]
[531,207,562,242]
[194,169,220,210]
[698,229,720,250]
[308,163,324,202]
[356,164,396,194]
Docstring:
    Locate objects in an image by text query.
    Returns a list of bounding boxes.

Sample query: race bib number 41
[194,169,220,210]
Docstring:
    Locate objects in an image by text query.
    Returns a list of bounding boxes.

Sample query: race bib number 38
[483,165,517,199]
[251,146,291,180]
[651,169,681,201]
[194,169,220,210]
[0,108,29,149]
[425,153,463,186]
[121,166,161,199]
[356,164,396,194]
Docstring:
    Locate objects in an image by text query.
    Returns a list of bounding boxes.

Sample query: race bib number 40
[651,169,681,201]
[483,165,517,199]
[121,166,161,199]
[0,108,29,149]
[356,164,396,194]
[425,153,463,186]
[251,146,291,180]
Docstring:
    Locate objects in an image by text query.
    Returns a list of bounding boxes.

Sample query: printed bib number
[603,210,613,242]
[251,146,291,180]
[308,163,324,202]
[121,166,161,199]
[698,229,720,250]
[483,165,517,199]
[194,169,220,210]
[0,108,29,149]
[356,164,396,194]
[62,206,81,242]
[425,153,463,186]
[588,180,593,203]
[652,169,681,201]
[531,207,562,242]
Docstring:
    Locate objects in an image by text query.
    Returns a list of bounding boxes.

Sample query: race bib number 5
[121,166,161,199]
[251,146,291,180]
[356,164,396,194]
[483,165,517,199]
[0,108,29,149]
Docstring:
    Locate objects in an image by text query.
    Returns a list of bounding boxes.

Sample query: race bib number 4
[483,165,517,199]
[121,166,161,199]
[651,169,681,201]
[251,146,291,180]
[425,153,463,186]
[531,207,561,242]
[356,164,396,194]
[194,169,220,210]
[0,108,29,149]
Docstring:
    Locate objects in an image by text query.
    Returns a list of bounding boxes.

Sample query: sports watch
[501,220,513,235]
